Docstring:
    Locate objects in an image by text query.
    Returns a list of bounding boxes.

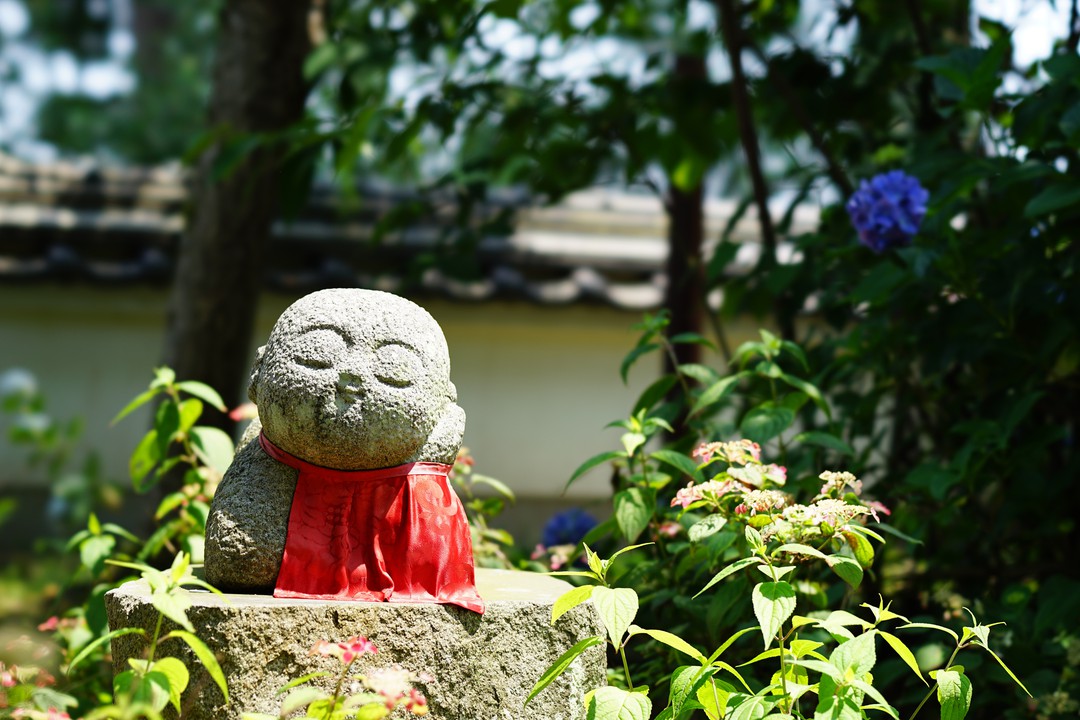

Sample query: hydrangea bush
[845,170,929,253]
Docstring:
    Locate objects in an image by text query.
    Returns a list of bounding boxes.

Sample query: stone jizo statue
[205,289,483,612]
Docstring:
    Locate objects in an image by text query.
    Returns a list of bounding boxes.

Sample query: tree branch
[1069,0,1080,54]
[715,0,795,340]
[747,42,854,198]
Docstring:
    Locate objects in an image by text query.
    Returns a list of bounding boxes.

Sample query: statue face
[252,289,456,469]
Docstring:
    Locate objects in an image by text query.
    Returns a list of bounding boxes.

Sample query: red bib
[261,433,484,613]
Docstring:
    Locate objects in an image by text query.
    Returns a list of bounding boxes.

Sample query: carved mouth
[335,387,360,407]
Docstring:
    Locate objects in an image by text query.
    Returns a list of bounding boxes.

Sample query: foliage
[4,368,500,719]
[110,366,232,566]
[0,368,120,530]
[5,369,234,719]
[242,636,429,720]
[532,443,1029,720]
[449,447,516,569]
[14,0,217,162]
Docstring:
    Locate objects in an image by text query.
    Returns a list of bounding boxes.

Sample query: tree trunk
[163,0,311,430]
[662,54,708,377]
[664,183,705,373]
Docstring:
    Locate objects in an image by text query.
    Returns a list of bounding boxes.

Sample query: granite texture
[204,288,467,592]
[105,569,606,720]
[251,288,465,469]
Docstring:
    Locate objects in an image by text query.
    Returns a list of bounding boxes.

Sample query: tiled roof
[0,153,815,309]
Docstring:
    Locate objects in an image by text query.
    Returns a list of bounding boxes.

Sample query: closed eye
[373,342,422,387]
[295,355,332,370]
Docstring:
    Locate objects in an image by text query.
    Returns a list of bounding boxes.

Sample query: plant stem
[906,644,962,720]
[145,613,164,664]
[620,647,634,690]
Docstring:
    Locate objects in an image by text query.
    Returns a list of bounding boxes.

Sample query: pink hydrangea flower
[309,635,378,664]
[671,479,737,509]
[227,402,258,422]
[728,463,787,488]
[740,489,788,514]
[656,521,682,538]
[865,500,891,522]
[692,439,761,466]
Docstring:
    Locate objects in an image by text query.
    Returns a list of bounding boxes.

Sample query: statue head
[248,289,465,469]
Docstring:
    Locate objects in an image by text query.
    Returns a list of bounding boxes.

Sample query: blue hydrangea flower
[846,170,929,253]
[541,508,598,547]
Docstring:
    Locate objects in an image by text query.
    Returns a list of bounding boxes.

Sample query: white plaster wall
[0,285,686,501]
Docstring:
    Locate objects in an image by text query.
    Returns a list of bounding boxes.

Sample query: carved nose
[337,371,364,395]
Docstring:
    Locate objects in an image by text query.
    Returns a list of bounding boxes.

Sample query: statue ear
[247,346,266,404]
[417,401,465,465]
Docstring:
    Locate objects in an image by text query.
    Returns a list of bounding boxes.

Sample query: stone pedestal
[105,569,605,720]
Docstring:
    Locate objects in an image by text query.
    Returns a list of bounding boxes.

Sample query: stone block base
[105,569,605,720]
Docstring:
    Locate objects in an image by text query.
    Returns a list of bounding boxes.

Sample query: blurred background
[1,1,1078,718]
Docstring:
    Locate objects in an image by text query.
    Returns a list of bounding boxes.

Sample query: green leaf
[842,531,875,569]
[277,671,331,693]
[696,678,730,720]
[614,487,655,542]
[649,449,701,481]
[740,406,796,444]
[793,431,853,456]
[935,669,972,720]
[525,635,604,705]
[111,388,160,426]
[829,630,876,676]
[152,366,177,388]
[621,343,661,384]
[567,450,625,489]
[154,401,181,455]
[688,514,728,543]
[773,543,829,562]
[102,523,141,544]
[668,665,713,717]
[162,630,230,703]
[898,622,959,644]
[695,557,763,598]
[752,582,796,649]
[552,585,595,625]
[607,542,655,566]
[588,685,651,720]
[156,492,187,521]
[730,693,775,720]
[190,426,235,475]
[879,631,927,685]
[678,363,721,386]
[690,374,744,417]
[470,473,516,500]
[826,555,864,589]
[1024,182,1080,218]
[80,534,115,575]
[151,657,190,713]
[151,588,194,633]
[849,679,898,719]
[707,626,759,666]
[793,658,844,682]
[628,626,707,663]
[114,669,171,712]
[777,373,830,418]
[622,432,647,457]
[280,686,327,716]
[634,375,679,414]
[177,398,204,435]
[978,645,1032,697]
[130,430,162,487]
[67,627,146,674]
[592,586,639,650]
